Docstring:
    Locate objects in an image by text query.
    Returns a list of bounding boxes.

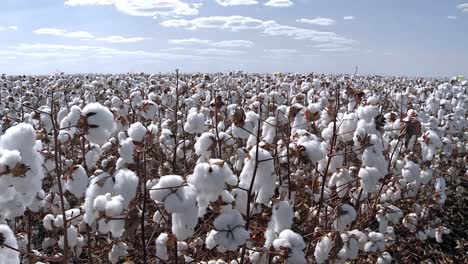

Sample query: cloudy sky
[0,0,467,76]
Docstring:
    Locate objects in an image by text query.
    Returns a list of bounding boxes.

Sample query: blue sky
[0,0,467,76]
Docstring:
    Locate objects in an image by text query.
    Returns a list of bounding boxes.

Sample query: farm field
[0,72,466,263]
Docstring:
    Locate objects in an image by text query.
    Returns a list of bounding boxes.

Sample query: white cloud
[194,48,245,55]
[10,43,203,60]
[263,24,356,44]
[216,0,258,6]
[34,28,95,39]
[447,16,457,20]
[0,25,19,31]
[65,0,200,17]
[169,38,254,48]
[297,17,336,26]
[457,3,468,13]
[161,16,275,31]
[264,49,298,55]
[264,0,293,8]
[343,16,355,20]
[96,35,145,43]
[64,0,114,6]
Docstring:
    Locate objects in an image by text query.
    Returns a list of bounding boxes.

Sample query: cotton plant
[0,224,19,264]
[206,207,250,252]
[238,146,277,207]
[0,123,44,221]
[188,159,238,217]
[79,102,116,146]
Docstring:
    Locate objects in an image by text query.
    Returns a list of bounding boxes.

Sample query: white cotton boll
[109,241,128,264]
[357,105,379,122]
[82,103,116,145]
[105,195,125,218]
[297,139,325,163]
[338,113,358,142]
[364,232,385,252]
[402,213,418,231]
[128,122,147,142]
[358,166,383,193]
[58,225,78,249]
[113,169,139,207]
[0,123,44,220]
[212,208,249,251]
[265,201,294,247]
[83,171,114,224]
[314,234,332,264]
[231,188,248,215]
[435,177,446,193]
[239,147,276,205]
[194,132,215,162]
[377,252,393,264]
[188,159,238,217]
[262,116,277,144]
[0,224,19,264]
[155,233,169,260]
[385,205,403,224]
[141,100,158,120]
[333,204,357,231]
[172,198,198,240]
[85,144,102,170]
[66,165,88,199]
[118,138,135,165]
[402,160,421,183]
[435,227,450,243]
[420,168,433,185]
[43,214,55,231]
[272,229,306,264]
[149,175,196,214]
[184,109,206,134]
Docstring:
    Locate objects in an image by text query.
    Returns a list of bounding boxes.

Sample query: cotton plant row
[0,73,466,263]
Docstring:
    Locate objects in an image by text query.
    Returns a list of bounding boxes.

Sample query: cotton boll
[358,166,383,193]
[377,252,393,264]
[314,234,332,264]
[194,132,216,163]
[0,224,19,264]
[188,159,238,217]
[66,165,88,199]
[402,160,420,184]
[156,233,170,260]
[85,144,102,170]
[149,175,197,214]
[364,232,385,252]
[128,122,147,142]
[338,113,358,142]
[118,137,135,166]
[297,138,325,163]
[184,109,206,134]
[264,201,294,247]
[435,226,450,243]
[273,229,306,264]
[238,147,276,205]
[81,103,116,145]
[109,242,128,264]
[211,208,249,252]
[113,169,139,207]
[333,204,357,231]
[58,225,78,249]
[83,171,114,224]
[402,213,418,231]
[0,123,44,220]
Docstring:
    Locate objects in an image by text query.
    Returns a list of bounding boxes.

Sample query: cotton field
[0,72,466,263]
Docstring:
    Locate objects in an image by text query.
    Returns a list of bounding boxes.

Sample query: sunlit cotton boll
[81,102,116,145]
[207,208,249,252]
[273,229,306,264]
[0,224,20,264]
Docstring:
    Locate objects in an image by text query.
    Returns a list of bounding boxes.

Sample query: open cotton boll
[435,226,450,243]
[58,225,78,249]
[357,105,379,122]
[364,232,385,252]
[156,233,169,260]
[0,123,44,220]
[210,208,249,252]
[402,213,418,231]
[113,169,139,207]
[384,205,403,224]
[262,116,277,144]
[338,113,358,142]
[184,109,206,134]
[402,160,421,183]
[128,122,147,142]
[297,138,325,163]
[83,171,114,224]
[239,147,276,205]
[0,224,19,264]
[314,234,332,264]
[271,229,306,264]
[188,159,238,217]
[141,100,159,120]
[194,132,216,163]
[264,201,294,248]
[85,144,102,170]
[150,175,197,214]
[65,165,88,199]
[358,166,383,193]
[172,197,198,240]
[333,204,357,231]
[377,252,393,264]
[109,241,128,264]
[81,103,116,145]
